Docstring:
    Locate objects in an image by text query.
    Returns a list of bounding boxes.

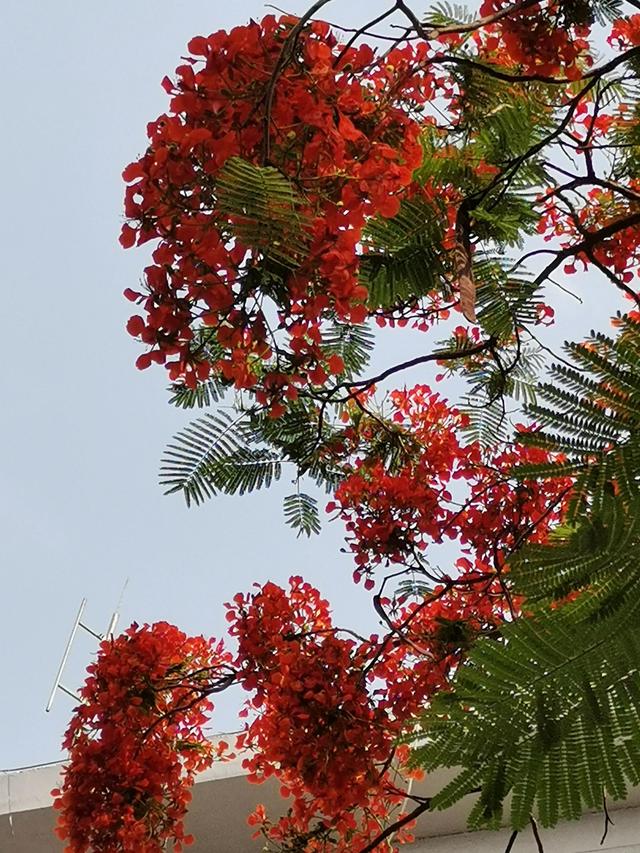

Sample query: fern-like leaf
[283,491,321,537]
[168,378,228,409]
[216,157,311,268]
[322,322,374,377]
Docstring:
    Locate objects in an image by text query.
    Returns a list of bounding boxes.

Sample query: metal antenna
[45,597,120,712]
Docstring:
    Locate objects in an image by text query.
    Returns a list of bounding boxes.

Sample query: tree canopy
[52,1,640,850]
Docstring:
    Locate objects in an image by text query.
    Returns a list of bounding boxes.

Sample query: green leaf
[283,491,321,537]
[360,197,446,309]
[160,412,282,505]
[322,322,374,377]
[516,314,640,518]
[168,378,228,409]
[215,157,311,269]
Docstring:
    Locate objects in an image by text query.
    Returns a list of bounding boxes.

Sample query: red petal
[119,224,136,249]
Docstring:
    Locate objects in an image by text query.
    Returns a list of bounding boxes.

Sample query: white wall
[413,806,640,852]
[2,759,640,851]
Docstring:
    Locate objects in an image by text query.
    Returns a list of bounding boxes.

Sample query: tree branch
[601,791,614,845]
[530,815,545,852]
[358,796,432,853]
[323,338,495,403]
[423,0,539,37]
[531,211,640,294]
[262,0,335,164]
[505,829,519,853]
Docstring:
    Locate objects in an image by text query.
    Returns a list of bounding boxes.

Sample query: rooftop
[2,741,640,852]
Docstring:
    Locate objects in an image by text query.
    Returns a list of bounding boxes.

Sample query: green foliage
[160,411,282,506]
[283,491,321,537]
[461,396,509,446]
[161,398,347,535]
[215,157,311,269]
[423,2,475,28]
[472,194,539,249]
[513,495,640,620]
[590,0,623,25]
[474,256,545,340]
[359,197,446,309]
[412,313,640,832]
[457,75,555,166]
[516,314,640,520]
[365,427,417,474]
[459,335,544,447]
[168,379,228,409]
[167,328,232,409]
[321,321,374,377]
[411,598,640,830]
[613,99,640,179]
[249,401,350,494]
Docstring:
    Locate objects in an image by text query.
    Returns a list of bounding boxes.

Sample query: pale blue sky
[0,1,624,769]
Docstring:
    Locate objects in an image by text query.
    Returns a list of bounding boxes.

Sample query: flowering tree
[55,1,640,850]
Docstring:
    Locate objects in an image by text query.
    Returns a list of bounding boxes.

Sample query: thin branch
[505,829,519,853]
[262,0,335,164]
[601,792,614,845]
[396,0,430,38]
[324,338,495,403]
[333,4,400,68]
[373,593,432,657]
[529,816,545,853]
[363,573,495,675]
[540,169,640,206]
[137,671,237,747]
[424,44,640,88]
[584,247,640,310]
[423,0,539,37]
[358,796,432,853]
[531,211,640,293]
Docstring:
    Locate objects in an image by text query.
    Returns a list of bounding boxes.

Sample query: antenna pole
[105,611,119,639]
[46,598,86,713]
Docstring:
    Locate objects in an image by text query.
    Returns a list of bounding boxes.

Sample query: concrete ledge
[2,742,640,851]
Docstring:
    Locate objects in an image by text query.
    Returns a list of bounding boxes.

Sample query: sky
[0,1,626,770]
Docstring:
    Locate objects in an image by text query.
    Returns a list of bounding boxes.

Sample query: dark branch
[505,829,519,853]
[529,816,545,853]
[358,796,432,853]
[601,792,614,845]
[324,338,495,403]
[531,211,640,296]
[423,0,539,37]
[262,0,335,164]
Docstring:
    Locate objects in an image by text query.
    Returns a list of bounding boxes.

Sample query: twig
[262,0,335,164]
[423,0,538,38]
[358,796,432,853]
[529,816,545,852]
[323,338,495,403]
[505,829,519,853]
[333,4,400,68]
[531,211,640,296]
[601,792,614,845]
[373,594,432,657]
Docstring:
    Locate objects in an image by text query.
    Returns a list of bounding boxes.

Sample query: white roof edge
[0,734,248,816]
[4,738,640,843]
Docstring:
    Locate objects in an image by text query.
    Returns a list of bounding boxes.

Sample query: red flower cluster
[329,386,571,580]
[609,13,640,47]
[52,623,233,853]
[121,15,434,407]
[226,574,502,850]
[228,579,389,815]
[539,184,640,287]
[329,387,474,577]
[476,0,592,77]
